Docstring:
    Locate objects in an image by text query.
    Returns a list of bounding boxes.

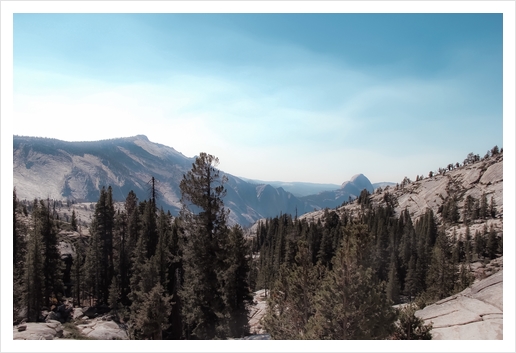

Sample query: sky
[11,12,504,185]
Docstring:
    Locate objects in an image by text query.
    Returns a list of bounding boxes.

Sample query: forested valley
[12,148,503,340]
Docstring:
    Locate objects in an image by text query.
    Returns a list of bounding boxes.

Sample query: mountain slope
[14,136,354,226]
[13,135,390,226]
[296,152,503,240]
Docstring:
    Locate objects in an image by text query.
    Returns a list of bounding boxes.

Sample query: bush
[392,304,432,340]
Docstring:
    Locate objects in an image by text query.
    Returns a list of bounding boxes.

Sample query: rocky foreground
[416,257,503,340]
[14,307,128,340]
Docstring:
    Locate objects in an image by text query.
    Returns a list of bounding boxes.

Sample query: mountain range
[13,135,390,226]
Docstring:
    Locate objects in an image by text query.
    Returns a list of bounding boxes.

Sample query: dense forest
[13,147,502,340]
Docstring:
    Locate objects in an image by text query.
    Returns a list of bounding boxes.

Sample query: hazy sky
[13,12,503,184]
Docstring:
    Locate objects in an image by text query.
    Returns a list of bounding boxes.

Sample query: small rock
[17,325,27,332]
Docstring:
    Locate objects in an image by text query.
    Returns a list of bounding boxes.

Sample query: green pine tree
[134,283,173,340]
[23,200,46,321]
[178,153,231,339]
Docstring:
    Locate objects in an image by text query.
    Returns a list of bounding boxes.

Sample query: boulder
[73,307,84,320]
[13,322,64,340]
[82,306,97,319]
[84,320,128,340]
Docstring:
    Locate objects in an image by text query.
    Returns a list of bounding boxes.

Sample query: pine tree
[489,196,497,218]
[23,200,46,321]
[386,253,400,304]
[404,255,418,301]
[486,225,498,259]
[83,187,115,305]
[426,229,455,300]
[479,193,488,219]
[39,199,63,306]
[179,153,231,339]
[263,241,323,339]
[220,225,251,337]
[72,237,84,307]
[474,229,485,260]
[71,209,78,231]
[134,283,173,340]
[14,188,19,265]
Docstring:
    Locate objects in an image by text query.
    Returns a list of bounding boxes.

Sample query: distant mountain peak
[350,173,366,182]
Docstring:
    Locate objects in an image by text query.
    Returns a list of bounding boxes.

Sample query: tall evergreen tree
[71,209,78,231]
[426,228,455,300]
[133,283,173,340]
[39,199,63,306]
[178,153,231,339]
[386,253,400,304]
[23,200,46,321]
[83,187,115,305]
[486,225,498,259]
[220,225,251,337]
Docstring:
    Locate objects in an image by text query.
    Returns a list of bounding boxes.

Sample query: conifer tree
[14,188,19,265]
[71,209,78,231]
[474,229,485,260]
[134,283,173,340]
[72,237,84,307]
[404,255,418,301]
[38,199,63,306]
[23,200,46,321]
[426,229,455,300]
[479,193,488,219]
[386,253,400,304]
[220,225,251,337]
[263,241,323,339]
[486,225,498,259]
[489,196,497,218]
[179,153,231,339]
[83,187,115,305]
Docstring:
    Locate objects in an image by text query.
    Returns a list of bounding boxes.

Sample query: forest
[12,148,502,340]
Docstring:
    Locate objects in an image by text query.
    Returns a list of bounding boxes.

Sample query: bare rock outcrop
[76,315,128,340]
[416,266,503,340]
[248,289,268,335]
[13,321,64,340]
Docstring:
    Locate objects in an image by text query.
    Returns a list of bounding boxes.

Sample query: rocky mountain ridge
[297,152,503,232]
[13,135,379,226]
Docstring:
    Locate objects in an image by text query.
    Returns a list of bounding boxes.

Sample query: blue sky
[13,13,503,184]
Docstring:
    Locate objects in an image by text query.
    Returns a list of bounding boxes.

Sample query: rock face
[416,265,503,340]
[76,317,128,340]
[248,289,268,335]
[13,321,64,340]
[296,153,503,238]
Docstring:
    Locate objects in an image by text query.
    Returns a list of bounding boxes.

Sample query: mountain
[296,151,503,230]
[13,135,388,226]
[297,173,375,210]
[14,135,378,226]
[238,178,341,197]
